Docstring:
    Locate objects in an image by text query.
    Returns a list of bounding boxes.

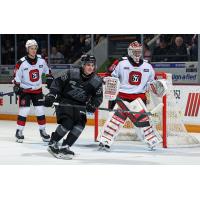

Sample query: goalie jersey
[111,57,155,101]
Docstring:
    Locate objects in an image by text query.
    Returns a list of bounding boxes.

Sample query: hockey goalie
[98,41,168,151]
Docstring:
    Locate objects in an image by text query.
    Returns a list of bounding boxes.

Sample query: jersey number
[129,71,142,85]
[29,69,39,82]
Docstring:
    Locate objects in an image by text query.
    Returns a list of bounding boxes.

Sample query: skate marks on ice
[73,141,200,165]
[1,121,200,164]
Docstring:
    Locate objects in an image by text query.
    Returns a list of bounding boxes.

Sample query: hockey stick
[0,92,15,97]
[0,88,34,97]
[53,102,163,116]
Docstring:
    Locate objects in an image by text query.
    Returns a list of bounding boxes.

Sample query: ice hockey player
[44,54,103,159]
[13,39,53,143]
[98,41,167,151]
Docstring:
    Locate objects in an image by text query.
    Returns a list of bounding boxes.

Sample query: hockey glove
[86,103,96,113]
[46,75,54,89]
[44,93,56,107]
[13,84,23,95]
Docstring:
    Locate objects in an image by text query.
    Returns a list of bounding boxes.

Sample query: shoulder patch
[122,56,128,60]
[119,56,128,61]
[143,59,149,63]
[20,57,26,62]
[15,57,25,69]
[37,54,42,58]
[69,68,80,81]
[94,74,103,83]
[90,74,102,89]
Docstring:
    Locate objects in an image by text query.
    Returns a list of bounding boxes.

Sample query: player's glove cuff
[44,93,56,107]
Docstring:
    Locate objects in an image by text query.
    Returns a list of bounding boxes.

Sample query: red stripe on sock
[37,119,46,125]
[17,120,25,126]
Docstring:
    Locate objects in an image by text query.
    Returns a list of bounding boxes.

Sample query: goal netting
[94,72,199,148]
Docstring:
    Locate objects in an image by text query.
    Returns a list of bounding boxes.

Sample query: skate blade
[47,148,74,160]
[47,147,60,159]
[59,153,74,160]
[147,146,156,151]
[16,138,23,143]
[42,138,50,142]
[98,146,111,152]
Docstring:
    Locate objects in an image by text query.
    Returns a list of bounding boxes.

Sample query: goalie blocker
[98,98,163,150]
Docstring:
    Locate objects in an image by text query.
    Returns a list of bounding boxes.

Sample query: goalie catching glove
[149,79,168,97]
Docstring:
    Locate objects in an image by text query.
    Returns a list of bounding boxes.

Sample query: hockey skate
[58,145,75,160]
[98,142,111,152]
[15,129,24,143]
[40,129,50,142]
[47,140,60,158]
[147,143,156,151]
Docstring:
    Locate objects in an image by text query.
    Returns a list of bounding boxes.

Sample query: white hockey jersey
[111,57,155,96]
[13,55,50,92]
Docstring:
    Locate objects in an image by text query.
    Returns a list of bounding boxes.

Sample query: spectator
[143,43,152,62]
[85,35,91,52]
[2,39,15,64]
[189,35,198,61]
[152,37,169,62]
[95,34,106,45]
[50,46,65,64]
[41,48,48,62]
[168,36,188,61]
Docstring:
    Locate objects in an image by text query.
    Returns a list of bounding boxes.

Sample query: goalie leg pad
[137,126,162,148]
[99,105,127,147]
[118,98,162,148]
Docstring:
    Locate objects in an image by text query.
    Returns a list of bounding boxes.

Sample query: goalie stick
[52,102,163,116]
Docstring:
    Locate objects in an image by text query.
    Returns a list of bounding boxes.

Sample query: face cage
[128,48,142,63]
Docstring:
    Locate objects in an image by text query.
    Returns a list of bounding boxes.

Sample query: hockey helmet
[127,41,142,63]
[25,39,38,51]
[81,54,96,68]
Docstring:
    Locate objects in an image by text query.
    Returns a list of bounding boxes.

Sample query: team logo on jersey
[128,71,142,85]
[143,69,149,72]
[29,69,39,82]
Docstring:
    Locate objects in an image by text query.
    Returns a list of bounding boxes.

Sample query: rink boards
[0,84,200,132]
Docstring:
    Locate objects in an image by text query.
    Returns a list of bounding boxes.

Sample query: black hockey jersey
[50,67,103,107]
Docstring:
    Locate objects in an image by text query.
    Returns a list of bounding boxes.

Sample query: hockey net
[94,72,199,148]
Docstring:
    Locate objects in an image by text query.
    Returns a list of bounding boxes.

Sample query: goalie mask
[25,39,38,52]
[127,41,142,63]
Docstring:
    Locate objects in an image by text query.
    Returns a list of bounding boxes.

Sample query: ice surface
[1,120,200,164]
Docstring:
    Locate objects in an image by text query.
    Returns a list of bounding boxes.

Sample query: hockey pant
[98,98,162,148]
